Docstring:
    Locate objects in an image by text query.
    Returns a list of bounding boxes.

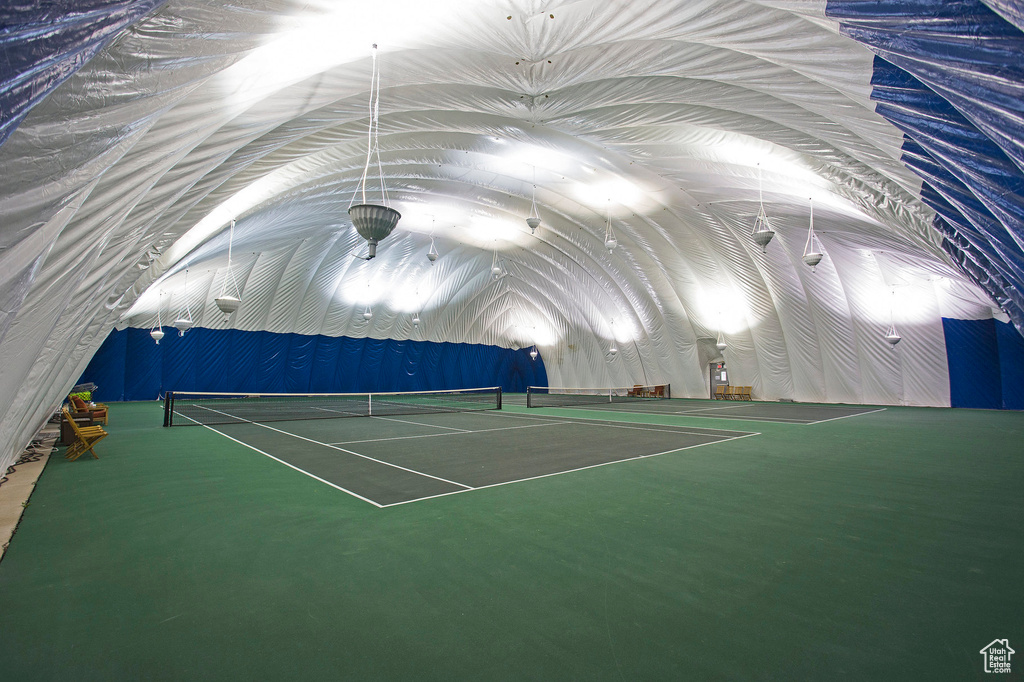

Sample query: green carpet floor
[0,399,1021,680]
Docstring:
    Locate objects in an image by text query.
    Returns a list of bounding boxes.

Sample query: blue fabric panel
[195,328,230,392]
[942,318,1002,409]
[310,335,342,393]
[995,320,1024,409]
[78,327,548,400]
[257,333,290,393]
[79,328,127,402]
[124,327,163,399]
[285,333,316,392]
[226,328,260,393]
[826,1,1024,337]
[161,327,198,393]
[0,1,167,146]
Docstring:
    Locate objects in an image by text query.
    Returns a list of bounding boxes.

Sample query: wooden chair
[62,408,107,461]
[652,385,665,398]
[713,385,726,400]
[69,395,108,425]
[723,385,736,400]
[734,386,751,401]
[628,384,643,397]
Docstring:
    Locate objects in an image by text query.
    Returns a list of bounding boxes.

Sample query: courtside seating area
[61,408,107,461]
[715,385,752,400]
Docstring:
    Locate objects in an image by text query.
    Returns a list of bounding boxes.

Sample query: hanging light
[363,305,373,321]
[529,347,538,361]
[526,166,541,234]
[491,250,503,278]
[885,323,902,347]
[751,163,775,253]
[150,291,165,344]
[609,345,618,357]
[215,219,243,315]
[412,315,420,327]
[427,237,438,264]
[716,330,727,351]
[604,201,617,253]
[173,268,194,336]
[802,198,824,272]
[885,289,901,347]
[349,44,400,260]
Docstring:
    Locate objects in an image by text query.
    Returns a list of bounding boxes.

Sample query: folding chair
[738,386,752,401]
[723,385,736,400]
[62,408,107,461]
[713,385,726,400]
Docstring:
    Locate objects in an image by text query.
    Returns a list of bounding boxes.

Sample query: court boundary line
[189,404,473,491]
[181,416,384,508]
[529,402,886,425]
[370,415,472,432]
[329,420,574,446]
[807,407,888,424]
[379,431,762,508]
[181,405,761,507]
[481,409,754,438]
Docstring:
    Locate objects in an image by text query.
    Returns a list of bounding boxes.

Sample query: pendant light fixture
[412,314,420,327]
[215,219,242,315]
[150,291,165,344]
[751,163,775,253]
[362,305,373,321]
[802,198,824,272]
[716,329,727,351]
[530,346,538,361]
[604,201,617,253]
[173,268,194,336]
[526,166,541,234]
[491,249,503,279]
[426,216,438,264]
[349,44,400,260]
[885,289,901,347]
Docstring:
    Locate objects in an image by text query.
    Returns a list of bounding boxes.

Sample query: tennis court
[182,409,756,506]
[519,387,885,424]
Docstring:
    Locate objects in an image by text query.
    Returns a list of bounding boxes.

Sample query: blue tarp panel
[996,319,1024,409]
[942,317,1024,409]
[827,0,1024,334]
[943,318,1002,409]
[77,327,547,402]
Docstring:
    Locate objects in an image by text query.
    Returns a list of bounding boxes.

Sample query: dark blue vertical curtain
[942,317,1024,409]
[78,327,547,402]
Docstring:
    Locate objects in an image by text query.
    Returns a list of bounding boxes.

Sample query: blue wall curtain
[78,327,548,401]
[942,317,1024,409]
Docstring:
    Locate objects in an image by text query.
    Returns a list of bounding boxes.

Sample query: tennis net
[526,384,670,408]
[163,387,502,426]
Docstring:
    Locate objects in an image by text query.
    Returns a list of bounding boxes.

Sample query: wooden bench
[735,386,752,401]
[61,408,107,461]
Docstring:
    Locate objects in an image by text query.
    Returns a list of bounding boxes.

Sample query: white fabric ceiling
[0,0,1001,471]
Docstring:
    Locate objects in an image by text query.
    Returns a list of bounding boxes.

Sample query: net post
[496,386,502,410]
[368,393,372,417]
[163,392,173,427]
[526,386,533,408]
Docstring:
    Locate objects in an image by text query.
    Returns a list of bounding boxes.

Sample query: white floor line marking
[181,416,383,508]
[481,409,753,437]
[370,415,472,432]
[380,431,763,508]
[540,405,816,425]
[186,404,473,490]
[807,407,888,424]
[329,421,573,446]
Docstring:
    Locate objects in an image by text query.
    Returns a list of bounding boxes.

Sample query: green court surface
[0,398,1022,680]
